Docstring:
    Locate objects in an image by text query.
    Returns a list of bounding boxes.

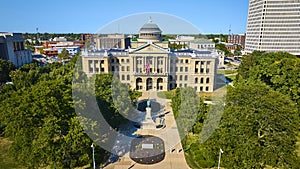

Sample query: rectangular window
[127,66,130,71]
[180,67,183,72]
[185,67,188,72]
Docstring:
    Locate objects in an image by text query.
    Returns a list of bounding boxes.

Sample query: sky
[0,0,249,34]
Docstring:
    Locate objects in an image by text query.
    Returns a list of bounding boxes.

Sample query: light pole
[91,143,95,169]
[218,148,223,169]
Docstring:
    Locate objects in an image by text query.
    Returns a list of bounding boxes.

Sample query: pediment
[130,43,170,54]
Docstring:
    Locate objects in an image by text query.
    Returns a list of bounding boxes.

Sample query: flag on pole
[145,60,150,74]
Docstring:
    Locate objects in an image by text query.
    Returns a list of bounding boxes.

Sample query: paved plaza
[104,91,190,169]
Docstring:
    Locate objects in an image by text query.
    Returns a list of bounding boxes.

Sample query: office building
[0,33,32,67]
[245,0,300,56]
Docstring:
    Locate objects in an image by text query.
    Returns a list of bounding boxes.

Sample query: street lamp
[218,148,224,169]
[91,143,95,169]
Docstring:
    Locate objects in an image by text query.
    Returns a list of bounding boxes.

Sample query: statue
[147,98,151,108]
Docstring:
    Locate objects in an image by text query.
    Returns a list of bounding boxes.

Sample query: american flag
[145,60,150,74]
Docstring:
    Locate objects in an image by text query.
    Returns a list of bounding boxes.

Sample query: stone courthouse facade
[82,19,218,92]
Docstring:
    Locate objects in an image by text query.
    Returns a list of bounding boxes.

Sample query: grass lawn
[0,137,22,169]
[226,75,236,82]
[157,90,175,99]
[217,69,237,75]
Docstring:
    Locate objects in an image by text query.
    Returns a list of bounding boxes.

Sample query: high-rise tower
[245,0,300,56]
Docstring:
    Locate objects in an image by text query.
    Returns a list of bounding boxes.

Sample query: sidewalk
[104,91,190,169]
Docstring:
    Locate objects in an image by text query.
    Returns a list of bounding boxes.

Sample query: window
[127,66,130,71]
[121,66,125,71]
[121,59,124,63]
[122,75,125,80]
[180,67,183,72]
[206,68,210,73]
[207,61,211,65]
[184,75,188,81]
[127,75,130,81]
[179,75,182,81]
[206,87,209,91]
[195,78,198,83]
[200,68,204,73]
[200,78,204,84]
[185,67,188,72]
[184,84,187,87]
[200,87,203,91]
[126,59,129,63]
[206,78,210,84]
[185,59,188,64]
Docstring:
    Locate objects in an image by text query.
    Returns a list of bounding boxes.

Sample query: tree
[201,81,300,168]
[58,48,70,60]
[216,43,233,56]
[0,57,113,168]
[0,59,15,83]
[233,45,242,56]
[237,51,300,105]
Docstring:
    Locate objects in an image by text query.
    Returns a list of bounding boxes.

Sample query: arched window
[206,78,210,84]
[195,77,198,83]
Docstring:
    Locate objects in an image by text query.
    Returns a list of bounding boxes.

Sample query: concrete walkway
[104,91,190,169]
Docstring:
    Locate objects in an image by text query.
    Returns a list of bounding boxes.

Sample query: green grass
[226,75,236,82]
[0,137,22,169]
[217,69,237,75]
[157,90,175,99]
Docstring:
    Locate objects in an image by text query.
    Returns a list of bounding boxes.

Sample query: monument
[141,98,156,129]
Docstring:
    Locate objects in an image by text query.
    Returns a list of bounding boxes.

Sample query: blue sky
[1,0,249,34]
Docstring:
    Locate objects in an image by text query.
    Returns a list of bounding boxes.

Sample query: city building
[245,0,300,56]
[0,33,32,67]
[34,37,82,56]
[189,38,215,50]
[57,46,80,55]
[169,35,195,49]
[82,19,218,92]
[228,34,246,49]
[94,34,131,49]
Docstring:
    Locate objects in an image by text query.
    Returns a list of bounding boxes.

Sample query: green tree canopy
[0,59,15,83]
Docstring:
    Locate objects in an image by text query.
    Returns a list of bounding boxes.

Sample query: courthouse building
[82,19,218,92]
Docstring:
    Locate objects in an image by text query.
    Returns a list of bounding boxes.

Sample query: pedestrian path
[104,91,190,169]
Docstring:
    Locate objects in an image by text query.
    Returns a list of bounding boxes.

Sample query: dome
[139,17,162,34]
